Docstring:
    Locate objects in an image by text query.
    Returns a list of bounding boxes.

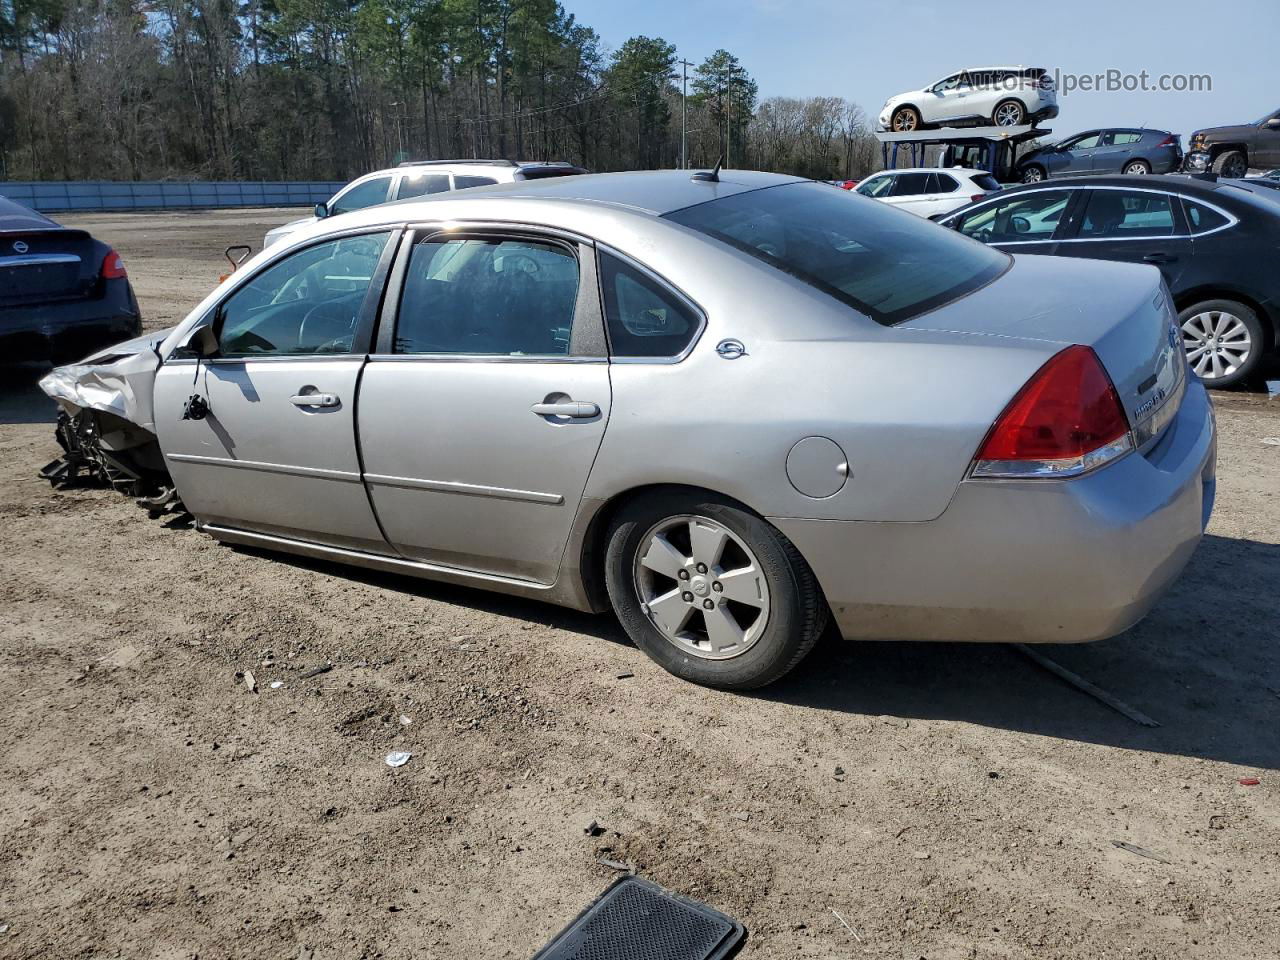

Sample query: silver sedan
[42,171,1217,689]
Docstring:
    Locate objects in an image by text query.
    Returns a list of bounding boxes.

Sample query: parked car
[262,159,588,248]
[41,170,1213,690]
[937,174,1280,386]
[854,167,1001,218]
[0,196,140,363]
[878,67,1058,132]
[1184,108,1280,177]
[1016,129,1182,183]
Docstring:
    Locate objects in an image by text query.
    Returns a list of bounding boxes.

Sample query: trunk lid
[0,228,100,306]
[904,253,1185,450]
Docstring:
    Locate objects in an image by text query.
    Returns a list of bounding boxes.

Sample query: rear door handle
[290,392,340,408]
[531,400,599,419]
[1142,252,1176,264]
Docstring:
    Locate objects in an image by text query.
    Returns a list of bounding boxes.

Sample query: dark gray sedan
[1017,129,1183,183]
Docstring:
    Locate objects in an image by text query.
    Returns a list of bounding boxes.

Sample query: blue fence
[0,180,347,213]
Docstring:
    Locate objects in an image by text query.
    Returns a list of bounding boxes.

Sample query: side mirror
[1011,215,1031,234]
[314,202,329,219]
[179,325,219,358]
[1267,118,1280,129]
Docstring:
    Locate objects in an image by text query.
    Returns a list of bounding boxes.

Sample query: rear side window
[1183,200,1230,234]
[1109,132,1142,146]
[1079,190,1176,238]
[666,181,1008,326]
[600,254,700,358]
[929,173,959,193]
[394,237,578,356]
[454,175,498,189]
[397,174,450,200]
[892,173,931,196]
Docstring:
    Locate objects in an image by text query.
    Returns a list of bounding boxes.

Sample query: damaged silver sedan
[40,171,1216,689]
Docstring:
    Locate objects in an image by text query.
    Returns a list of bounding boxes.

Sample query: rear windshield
[665,181,1008,325]
[971,173,1002,191]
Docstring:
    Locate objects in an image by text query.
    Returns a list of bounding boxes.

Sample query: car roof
[383,169,808,216]
[997,174,1231,197]
[0,195,61,232]
[861,168,987,177]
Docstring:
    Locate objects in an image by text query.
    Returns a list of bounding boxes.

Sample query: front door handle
[290,392,340,408]
[531,400,599,419]
[1142,252,1176,264]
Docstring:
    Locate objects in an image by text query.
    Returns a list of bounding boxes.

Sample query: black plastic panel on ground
[531,876,745,960]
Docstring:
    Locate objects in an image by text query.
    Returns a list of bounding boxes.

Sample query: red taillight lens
[100,249,127,279]
[972,345,1133,478]
[970,193,987,202]
[1156,135,1177,148]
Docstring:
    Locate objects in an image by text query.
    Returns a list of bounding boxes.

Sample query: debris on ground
[399,714,412,726]
[384,751,412,768]
[732,811,751,823]
[830,907,862,942]
[1112,840,1172,864]
[1239,777,1261,786]
[615,672,634,680]
[596,856,634,873]
[1014,644,1160,727]
[269,680,283,690]
[242,670,257,694]
[297,664,333,679]
[584,820,605,837]
[833,765,846,781]
[1261,437,1280,446]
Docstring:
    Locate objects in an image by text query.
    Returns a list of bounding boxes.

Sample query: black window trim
[595,243,708,364]
[945,187,1080,245]
[371,220,606,362]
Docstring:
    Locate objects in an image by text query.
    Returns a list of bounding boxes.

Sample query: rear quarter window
[665,181,1009,326]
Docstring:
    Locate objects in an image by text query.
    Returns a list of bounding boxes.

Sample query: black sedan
[1,196,140,363]
[1016,128,1182,183]
[938,174,1280,387]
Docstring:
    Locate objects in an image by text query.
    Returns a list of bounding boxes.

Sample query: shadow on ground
[241,532,1280,771]
[0,363,57,425]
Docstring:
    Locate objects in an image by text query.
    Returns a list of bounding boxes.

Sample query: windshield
[665,182,1008,325]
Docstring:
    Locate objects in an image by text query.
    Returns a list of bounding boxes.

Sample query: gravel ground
[0,209,1277,959]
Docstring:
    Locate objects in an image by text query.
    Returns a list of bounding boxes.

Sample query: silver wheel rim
[1182,310,1252,380]
[894,111,916,131]
[1125,162,1148,175]
[632,514,770,661]
[995,103,1022,126]
[1023,168,1042,183]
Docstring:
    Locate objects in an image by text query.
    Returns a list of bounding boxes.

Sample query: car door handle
[1142,253,1176,264]
[531,400,599,419]
[290,392,340,408]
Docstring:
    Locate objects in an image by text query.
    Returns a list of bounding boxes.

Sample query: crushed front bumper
[772,380,1216,644]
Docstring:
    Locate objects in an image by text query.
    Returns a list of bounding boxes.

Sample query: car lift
[874,124,1050,181]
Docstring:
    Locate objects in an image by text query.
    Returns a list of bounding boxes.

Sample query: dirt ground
[1,209,1278,960]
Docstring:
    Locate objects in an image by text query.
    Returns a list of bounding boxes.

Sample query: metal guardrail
[0,180,347,213]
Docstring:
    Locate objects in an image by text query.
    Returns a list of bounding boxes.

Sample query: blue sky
[566,0,1278,139]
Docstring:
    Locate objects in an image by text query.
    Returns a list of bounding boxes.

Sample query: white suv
[263,159,587,248]
[878,67,1057,133]
[854,167,1002,219]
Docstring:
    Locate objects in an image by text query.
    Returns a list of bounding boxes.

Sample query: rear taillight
[100,249,127,279]
[970,193,987,203]
[1156,135,1178,148]
[972,345,1133,479]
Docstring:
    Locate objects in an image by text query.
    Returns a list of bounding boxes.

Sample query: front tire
[1212,150,1248,179]
[891,106,920,132]
[1179,299,1265,387]
[604,492,828,690]
[993,99,1026,126]
[1123,159,1151,175]
[1021,165,1046,183]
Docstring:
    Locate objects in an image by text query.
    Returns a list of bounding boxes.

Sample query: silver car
[41,171,1216,689]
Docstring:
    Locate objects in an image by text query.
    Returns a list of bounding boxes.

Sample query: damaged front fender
[38,326,172,431]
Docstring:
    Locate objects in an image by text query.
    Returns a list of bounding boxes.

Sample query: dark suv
[1184,108,1280,177]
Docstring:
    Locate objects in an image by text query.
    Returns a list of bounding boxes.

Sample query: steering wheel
[298,299,357,352]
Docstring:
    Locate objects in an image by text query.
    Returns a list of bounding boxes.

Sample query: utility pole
[679,59,693,169]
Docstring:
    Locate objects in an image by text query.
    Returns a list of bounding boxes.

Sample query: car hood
[38,326,172,432]
[1191,122,1258,144]
[265,216,316,246]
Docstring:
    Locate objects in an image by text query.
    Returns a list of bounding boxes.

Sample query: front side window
[1079,190,1176,238]
[1066,134,1101,152]
[933,74,961,93]
[956,190,1071,243]
[666,181,1008,326]
[856,175,895,198]
[600,254,700,358]
[397,173,450,200]
[330,177,392,215]
[394,237,579,356]
[216,233,391,356]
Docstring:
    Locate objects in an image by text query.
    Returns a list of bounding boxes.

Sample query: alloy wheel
[893,110,917,132]
[1182,310,1252,380]
[632,514,770,660]
[994,102,1024,126]
[1022,168,1043,183]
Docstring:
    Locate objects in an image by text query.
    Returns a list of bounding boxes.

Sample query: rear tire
[604,491,828,690]
[993,99,1026,126]
[1178,298,1265,388]
[1123,159,1151,175]
[891,106,920,132]
[1212,150,1248,179]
